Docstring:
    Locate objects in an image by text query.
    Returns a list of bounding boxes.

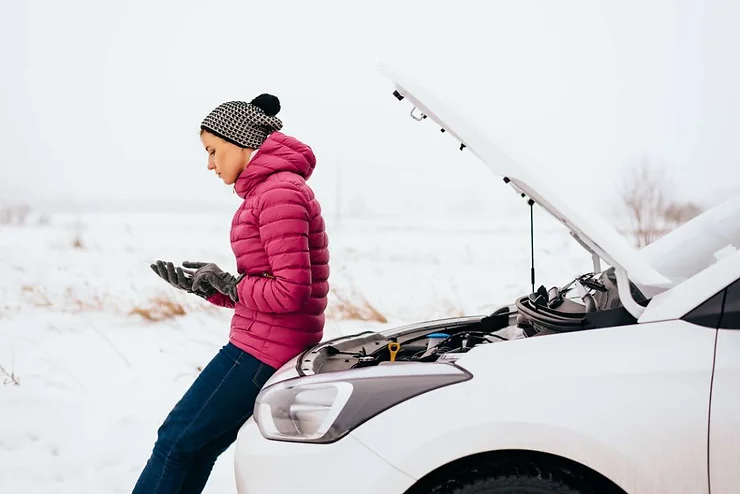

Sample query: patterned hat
[200,94,283,149]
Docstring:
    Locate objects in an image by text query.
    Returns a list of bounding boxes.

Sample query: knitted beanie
[200,94,283,149]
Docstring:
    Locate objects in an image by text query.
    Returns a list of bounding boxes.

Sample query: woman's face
[200,131,253,185]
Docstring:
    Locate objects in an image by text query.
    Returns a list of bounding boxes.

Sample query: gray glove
[150,260,216,299]
[182,261,242,303]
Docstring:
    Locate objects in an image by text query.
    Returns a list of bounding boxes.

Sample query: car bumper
[234,418,417,494]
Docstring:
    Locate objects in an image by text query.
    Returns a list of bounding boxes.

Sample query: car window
[720,279,740,329]
[683,290,725,328]
[640,197,740,285]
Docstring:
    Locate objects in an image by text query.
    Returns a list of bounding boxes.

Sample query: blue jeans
[132,343,276,494]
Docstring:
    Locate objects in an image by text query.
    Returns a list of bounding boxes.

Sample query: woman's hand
[150,260,215,298]
[182,261,241,303]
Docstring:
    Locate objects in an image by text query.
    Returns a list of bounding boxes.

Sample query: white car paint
[639,196,740,285]
[234,417,416,493]
[709,329,740,493]
[261,354,300,388]
[234,316,723,494]
[350,320,715,494]
[639,249,740,324]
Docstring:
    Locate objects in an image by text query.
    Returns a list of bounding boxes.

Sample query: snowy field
[0,208,592,493]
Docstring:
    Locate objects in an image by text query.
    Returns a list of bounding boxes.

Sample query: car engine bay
[300,268,647,375]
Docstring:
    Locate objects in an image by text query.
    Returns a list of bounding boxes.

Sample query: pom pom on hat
[250,93,281,117]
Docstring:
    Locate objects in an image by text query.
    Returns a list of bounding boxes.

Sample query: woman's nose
[207,161,215,170]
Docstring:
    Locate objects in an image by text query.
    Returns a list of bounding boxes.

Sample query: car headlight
[253,363,471,443]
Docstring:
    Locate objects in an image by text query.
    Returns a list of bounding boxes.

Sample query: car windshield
[638,196,740,285]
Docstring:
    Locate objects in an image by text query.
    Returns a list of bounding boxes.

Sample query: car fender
[350,320,715,494]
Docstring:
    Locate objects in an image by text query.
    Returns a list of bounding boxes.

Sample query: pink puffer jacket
[206,132,330,369]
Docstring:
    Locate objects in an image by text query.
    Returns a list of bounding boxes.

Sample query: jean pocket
[252,362,275,390]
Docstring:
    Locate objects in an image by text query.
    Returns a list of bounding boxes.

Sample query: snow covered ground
[0,208,591,493]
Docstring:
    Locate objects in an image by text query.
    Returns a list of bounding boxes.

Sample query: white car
[233,65,740,494]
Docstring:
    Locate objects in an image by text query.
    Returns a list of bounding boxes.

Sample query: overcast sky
[1,0,738,218]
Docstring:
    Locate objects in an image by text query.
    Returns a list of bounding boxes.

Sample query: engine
[306,269,644,375]
[353,317,525,368]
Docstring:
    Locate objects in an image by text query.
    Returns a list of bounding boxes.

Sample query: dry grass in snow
[327,286,388,323]
[129,294,188,322]
[1,363,20,386]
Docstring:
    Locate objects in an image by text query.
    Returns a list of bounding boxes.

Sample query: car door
[708,277,740,493]
[638,248,739,493]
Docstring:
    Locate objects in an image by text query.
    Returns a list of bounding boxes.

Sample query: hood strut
[529,198,535,294]
[504,176,537,293]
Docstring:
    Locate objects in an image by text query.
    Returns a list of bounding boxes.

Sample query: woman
[133,94,330,494]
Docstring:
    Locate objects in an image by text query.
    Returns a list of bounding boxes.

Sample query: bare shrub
[0,204,31,225]
[129,294,187,321]
[70,221,87,249]
[619,159,667,248]
[663,201,703,227]
[1,363,20,386]
[16,204,30,224]
[619,159,707,247]
[72,235,85,249]
[328,287,387,323]
[37,213,51,226]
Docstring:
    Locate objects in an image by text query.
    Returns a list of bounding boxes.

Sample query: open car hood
[378,64,671,289]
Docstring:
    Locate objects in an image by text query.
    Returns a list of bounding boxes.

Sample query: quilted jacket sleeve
[236,183,312,313]
[205,292,236,309]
